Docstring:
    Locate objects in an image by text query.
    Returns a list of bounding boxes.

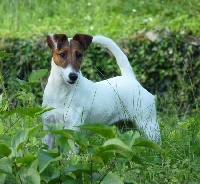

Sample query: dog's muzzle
[68,72,78,84]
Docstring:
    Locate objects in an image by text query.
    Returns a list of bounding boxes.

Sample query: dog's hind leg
[134,100,161,145]
[132,86,161,145]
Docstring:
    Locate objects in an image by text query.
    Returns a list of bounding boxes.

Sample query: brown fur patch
[46,34,93,69]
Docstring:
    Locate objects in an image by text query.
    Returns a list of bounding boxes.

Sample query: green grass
[0,0,200,38]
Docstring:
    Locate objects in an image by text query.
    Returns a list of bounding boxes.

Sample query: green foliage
[0,53,200,183]
[0,31,199,114]
[127,32,200,114]
[0,70,164,183]
[0,0,200,38]
[79,123,116,139]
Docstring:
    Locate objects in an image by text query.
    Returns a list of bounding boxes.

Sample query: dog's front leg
[63,107,86,130]
[42,113,58,149]
[43,132,55,149]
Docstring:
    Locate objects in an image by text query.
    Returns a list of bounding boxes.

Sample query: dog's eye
[59,53,66,58]
[76,52,83,59]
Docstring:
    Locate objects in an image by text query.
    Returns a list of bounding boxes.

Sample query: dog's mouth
[59,67,79,85]
[67,80,76,84]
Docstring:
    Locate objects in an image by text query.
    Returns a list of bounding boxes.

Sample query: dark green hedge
[0,33,199,113]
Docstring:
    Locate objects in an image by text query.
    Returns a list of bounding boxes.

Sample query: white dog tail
[92,36,135,78]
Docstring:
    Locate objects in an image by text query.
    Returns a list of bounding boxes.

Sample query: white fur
[42,35,161,148]
[49,34,58,49]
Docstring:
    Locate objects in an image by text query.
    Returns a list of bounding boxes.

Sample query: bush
[0,31,199,113]
[127,32,200,114]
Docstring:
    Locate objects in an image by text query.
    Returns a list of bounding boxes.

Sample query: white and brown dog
[42,34,161,148]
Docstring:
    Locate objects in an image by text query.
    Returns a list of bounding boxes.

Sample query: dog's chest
[42,98,65,125]
[42,83,85,126]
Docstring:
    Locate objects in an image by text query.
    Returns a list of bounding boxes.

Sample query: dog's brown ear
[73,34,93,50]
[46,34,68,50]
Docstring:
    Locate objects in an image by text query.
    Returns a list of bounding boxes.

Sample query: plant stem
[3,116,21,134]
[14,162,23,184]
[90,158,93,184]
[99,157,116,184]
[58,145,62,184]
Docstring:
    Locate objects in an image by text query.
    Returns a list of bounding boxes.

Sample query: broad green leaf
[11,125,41,155]
[103,138,133,153]
[4,106,54,118]
[38,151,53,173]
[64,164,91,175]
[101,172,123,184]
[50,129,88,148]
[15,157,40,184]
[134,140,165,153]
[0,157,12,174]
[0,173,6,183]
[19,162,40,184]
[28,69,48,83]
[120,130,140,148]
[16,155,36,164]
[79,123,116,139]
[97,150,129,163]
[92,156,104,166]
[16,78,27,85]
[131,155,144,165]
[0,135,12,147]
[11,129,29,154]
[25,168,40,184]
[0,144,12,157]
[98,138,133,158]
[38,151,62,173]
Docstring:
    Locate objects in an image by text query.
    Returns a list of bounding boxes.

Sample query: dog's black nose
[69,73,78,82]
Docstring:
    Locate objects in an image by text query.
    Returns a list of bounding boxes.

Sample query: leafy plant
[0,66,165,183]
[0,121,164,183]
[0,50,200,183]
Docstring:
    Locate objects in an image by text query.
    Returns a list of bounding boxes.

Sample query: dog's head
[46,33,93,84]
